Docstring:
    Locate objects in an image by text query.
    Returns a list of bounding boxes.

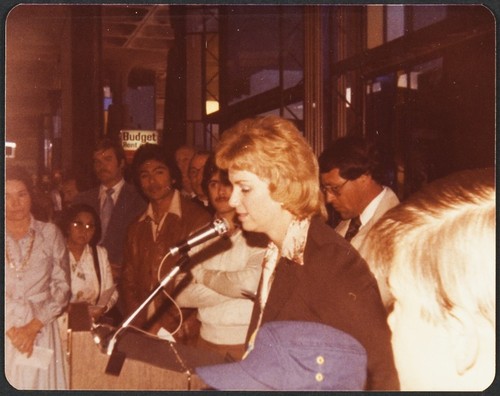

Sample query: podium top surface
[115,328,227,373]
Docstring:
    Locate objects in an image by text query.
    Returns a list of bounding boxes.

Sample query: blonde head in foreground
[365,168,495,391]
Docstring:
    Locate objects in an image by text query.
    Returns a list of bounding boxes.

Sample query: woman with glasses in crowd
[59,203,118,319]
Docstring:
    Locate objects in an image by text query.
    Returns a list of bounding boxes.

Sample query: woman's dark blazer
[246,216,400,391]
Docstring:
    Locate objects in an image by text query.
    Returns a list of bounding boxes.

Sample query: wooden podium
[67,304,226,390]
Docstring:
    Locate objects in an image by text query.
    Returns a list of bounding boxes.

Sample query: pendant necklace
[70,251,86,281]
[6,229,35,273]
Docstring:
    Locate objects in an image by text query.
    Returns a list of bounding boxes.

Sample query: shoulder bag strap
[91,244,102,301]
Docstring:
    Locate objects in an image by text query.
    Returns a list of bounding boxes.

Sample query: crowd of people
[5,115,495,391]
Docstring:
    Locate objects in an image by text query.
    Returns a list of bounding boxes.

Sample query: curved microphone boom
[169,218,230,256]
[101,218,230,356]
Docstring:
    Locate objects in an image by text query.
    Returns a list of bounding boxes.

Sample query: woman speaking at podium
[214,115,399,390]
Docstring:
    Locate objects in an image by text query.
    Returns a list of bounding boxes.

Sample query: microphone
[169,218,230,256]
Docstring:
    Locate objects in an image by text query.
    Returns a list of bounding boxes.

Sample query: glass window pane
[412,6,447,31]
[257,101,303,123]
[284,101,303,121]
[223,6,280,105]
[223,6,303,105]
[367,5,384,49]
[281,8,303,89]
[386,5,405,42]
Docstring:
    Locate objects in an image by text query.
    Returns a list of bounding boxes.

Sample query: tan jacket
[335,187,400,307]
[335,187,400,257]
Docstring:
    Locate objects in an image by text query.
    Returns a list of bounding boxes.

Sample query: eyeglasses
[320,179,350,197]
[71,221,95,231]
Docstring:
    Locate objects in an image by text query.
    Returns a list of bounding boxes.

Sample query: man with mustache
[74,138,147,300]
[176,154,267,360]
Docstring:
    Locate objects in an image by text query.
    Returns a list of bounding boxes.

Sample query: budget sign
[120,129,160,163]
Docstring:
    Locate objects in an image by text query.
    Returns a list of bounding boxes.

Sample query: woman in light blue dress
[5,165,70,390]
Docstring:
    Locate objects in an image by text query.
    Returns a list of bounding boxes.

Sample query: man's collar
[99,178,125,197]
[140,189,182,222]
[359,186,387,225]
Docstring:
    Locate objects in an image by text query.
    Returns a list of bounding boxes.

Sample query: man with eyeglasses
[318,136,399,306]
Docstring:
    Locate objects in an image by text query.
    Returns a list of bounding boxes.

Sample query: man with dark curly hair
[120,143,211,344]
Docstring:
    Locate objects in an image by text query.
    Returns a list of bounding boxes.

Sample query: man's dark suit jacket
[75,182,147,273]
[246,216,399,391]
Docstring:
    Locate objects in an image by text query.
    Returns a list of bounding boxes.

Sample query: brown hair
[94,137,126,165]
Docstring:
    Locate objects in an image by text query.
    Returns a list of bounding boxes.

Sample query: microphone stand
[105,252,191,356]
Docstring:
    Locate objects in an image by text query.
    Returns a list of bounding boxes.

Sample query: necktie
[345,216,361,242]
[101,188,114,240]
